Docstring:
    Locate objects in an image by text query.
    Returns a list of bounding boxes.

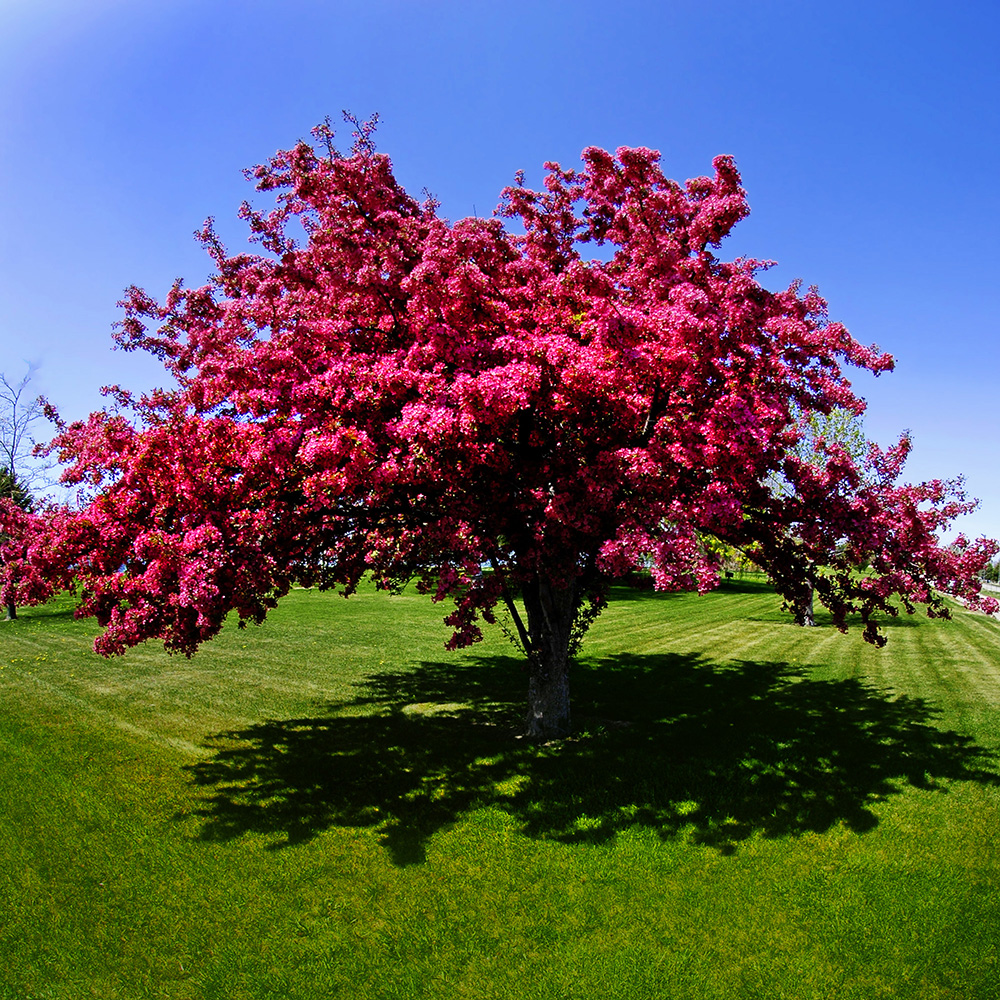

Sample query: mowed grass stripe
[4,664,207,757]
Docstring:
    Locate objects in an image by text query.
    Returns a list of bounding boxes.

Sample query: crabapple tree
[12,115,998,737]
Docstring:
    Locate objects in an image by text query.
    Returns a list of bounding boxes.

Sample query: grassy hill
[2,578,999,998]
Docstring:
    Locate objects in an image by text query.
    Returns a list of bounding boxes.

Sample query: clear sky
[2,0,998,544]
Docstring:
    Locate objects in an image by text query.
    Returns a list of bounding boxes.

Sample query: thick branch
[488,554,536,665]
[632,385,665,446]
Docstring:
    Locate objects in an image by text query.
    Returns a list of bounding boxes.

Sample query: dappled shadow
[714,577,776,595]
[602,585,686,604]
[605,577,773,603]
[745,611,928,631]
[183,653,1000,863]
[2,604,78,625]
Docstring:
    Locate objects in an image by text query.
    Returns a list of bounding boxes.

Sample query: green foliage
[797,405,870,466]
[2,583,1000,998]
[0,465,31,510]
[699,534,758,576]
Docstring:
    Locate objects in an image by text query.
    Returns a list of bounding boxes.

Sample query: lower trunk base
[525,660,571,740]
[802,586,816,627]
[521,577,577,740]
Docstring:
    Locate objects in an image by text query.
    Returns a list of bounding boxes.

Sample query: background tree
[0,465,32,619]
[0,365,48,620]
[0,464,31,509]
[0,365,51,499]
[699,535,757,581]
[767,405,873,626]
[16,117,999,737]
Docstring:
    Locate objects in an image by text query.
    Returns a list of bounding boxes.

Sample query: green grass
[2,578,1000,998]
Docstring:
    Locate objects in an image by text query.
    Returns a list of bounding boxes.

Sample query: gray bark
[521,578,576,740]
[801,583,816,627]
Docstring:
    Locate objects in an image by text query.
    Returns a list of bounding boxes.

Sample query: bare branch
[0,363,55,502]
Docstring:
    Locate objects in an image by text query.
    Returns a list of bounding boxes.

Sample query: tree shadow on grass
[182,653,1000,864]
[3,606,78,626]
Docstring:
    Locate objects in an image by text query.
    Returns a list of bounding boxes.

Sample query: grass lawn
[2,578,1000,998]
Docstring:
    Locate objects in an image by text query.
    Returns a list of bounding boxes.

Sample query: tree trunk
[4,603,15,621]
[521,578,576,740]
[526,645,571,740]
[802,583,815,627]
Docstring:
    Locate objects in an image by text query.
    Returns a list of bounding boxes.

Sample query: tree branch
[488,554,536,666]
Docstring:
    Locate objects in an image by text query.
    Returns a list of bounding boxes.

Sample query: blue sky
[2,0,998,544]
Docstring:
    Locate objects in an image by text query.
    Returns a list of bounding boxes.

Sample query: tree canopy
[1,116,996,736]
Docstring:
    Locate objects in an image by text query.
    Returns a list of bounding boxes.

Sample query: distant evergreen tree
[0,465,32,510]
